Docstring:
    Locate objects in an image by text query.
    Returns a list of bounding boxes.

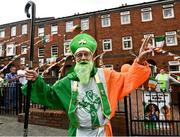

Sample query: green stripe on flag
[155,36,165,48]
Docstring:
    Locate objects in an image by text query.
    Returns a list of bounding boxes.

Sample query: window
[39,59,44,67]
[66,21,73,32]
[81,18,89,30]
[168,61,180,73]
[51,25,58,35]
[144,34,155,48]
[38,27,44,37]
[163,4,174,19]
[20,57,25,65]
[122,36,133,50]
[101,14,111,27]
[6,43,16,56]
[120,11,131,24]
[166,31,177,46]
[11,26,16,37]
[64,39,72,56]
[21,45,27,54]
[0,44,4,57]
[38,47,44,57]
[102,39,112,51]
[0,29,5,38]
[22,24,27,35]
[141,8,152,22]
[51,45,58,57]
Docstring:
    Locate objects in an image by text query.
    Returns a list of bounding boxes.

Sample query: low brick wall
[18,108,69,129]
[18,108,127,135]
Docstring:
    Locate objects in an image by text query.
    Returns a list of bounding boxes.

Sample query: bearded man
[24,33,152,136]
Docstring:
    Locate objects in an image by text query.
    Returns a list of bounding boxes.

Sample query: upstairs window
[66,21,73,32]
[21,45,27,54]
[11,26,16,37]
[102,39,112,51]
[51,45,58,57]
[120,11,131,25]
[0,44,4,57]
[166,31,177,46]
[20,57,25,65]
[101,14,111,27]
[163,4,174,19]
[0,29,5,38]
[144,34,155,48]
[6,43,16,56]
[64,39,72,56]
[141,8,152,22]
[168,61,180,73]
[22,24,27,35]
[81,18,89,30]
[122,36,133,50]
[38,47,44,57]
[51,25,58,35]
[38,27,44,37]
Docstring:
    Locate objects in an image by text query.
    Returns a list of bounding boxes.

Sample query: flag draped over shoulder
[155,36,165,48]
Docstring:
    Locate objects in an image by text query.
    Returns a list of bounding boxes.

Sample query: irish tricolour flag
[155,36,165,48]
[148,76,158,89]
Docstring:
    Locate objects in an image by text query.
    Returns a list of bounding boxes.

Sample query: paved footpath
[0,116,67,136]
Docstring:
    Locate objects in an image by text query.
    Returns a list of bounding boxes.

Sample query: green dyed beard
[74,61,94,85]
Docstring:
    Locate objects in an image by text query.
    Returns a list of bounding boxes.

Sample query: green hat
[70,33,97,54]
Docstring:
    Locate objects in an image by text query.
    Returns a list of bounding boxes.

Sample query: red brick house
[0,0,179,77]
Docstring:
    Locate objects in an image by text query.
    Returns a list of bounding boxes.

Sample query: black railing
[128,88,180,136]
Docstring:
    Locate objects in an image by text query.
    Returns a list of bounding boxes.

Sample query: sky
[0,0,154,25]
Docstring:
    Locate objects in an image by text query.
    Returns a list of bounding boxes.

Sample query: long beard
[74,61,94,85]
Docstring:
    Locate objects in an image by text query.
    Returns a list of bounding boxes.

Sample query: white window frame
[120,11,131,25]
[0,29,5,38]
[168,61,180,73]
[38,58,44,67]
[20,57,26,65]
[51,25,58,35]
[51,45,58,57]
[64,39,72,56]
[144,34,155,48]
[102,39,112,51]
[101,14,111,27]
[21,45,27,54]
[22,24,27,35]
[38,27,44,37]
[38,47,44,57]
[122,36,133,50]
[11,26,16,37]
[163,4,174,19]
[66,21,73,32]
[166,31,177,46]
[0,44,4,57]
[81,18,89,30]
[6,43,16,56]
[141,8,152,22]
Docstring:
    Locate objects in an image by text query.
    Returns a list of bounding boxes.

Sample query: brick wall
[18,108,127,135]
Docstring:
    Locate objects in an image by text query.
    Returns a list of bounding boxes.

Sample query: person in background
[4,65,19,111]
[155,68,180,92]
[17,64,27,86]
[23,33,152,136]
